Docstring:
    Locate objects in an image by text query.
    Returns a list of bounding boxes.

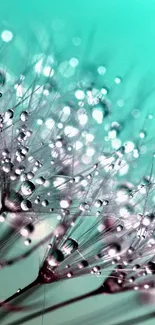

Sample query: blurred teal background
[1,0,155,76]
[1,0,155,324]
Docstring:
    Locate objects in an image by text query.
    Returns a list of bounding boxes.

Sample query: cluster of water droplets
[0,42,155,316]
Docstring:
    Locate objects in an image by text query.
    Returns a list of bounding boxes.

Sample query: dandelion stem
[0,278,39,308]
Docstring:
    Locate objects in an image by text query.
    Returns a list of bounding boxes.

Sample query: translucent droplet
[24,238,31,246]
[62,238,78,256]
[94,199,103,208]
[117,225,123,232]
[20,111,28,122]
[17,132,26,142]
[128,276,135,283]
[142,214,155,226]
[78,260,89,271]
[36,177,45,185]
[103,200,109,206]
[108,243,121,257]
[115,77,122,84]
[4,109,14,122]
[97,66,106,75]
[139,130,147,139]
[67,272,73,278]
[60,199,71,209]
[21,181,35,196]
[48,249,64,267]
[92,107,103,124]
[20,223,34,237]
[134,286,139,291]
[27,172,34,180]
[1,30,13,42]
[42,200,49,207]
[80,202,90,211]
[133,264,140,271]
[146,262,155,274]
[101,87,108,95]
[2,149,9,157]
[91,266,100,274]
[75,89,85,100]
[69,57,79,67]
[15,166,25,175]
[21,199,32,211]
[2,161,12,173]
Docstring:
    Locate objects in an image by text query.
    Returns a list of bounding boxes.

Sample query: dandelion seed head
[1,30,155,316]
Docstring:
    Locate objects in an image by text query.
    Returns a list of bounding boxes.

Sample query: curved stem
[2,289,100,325]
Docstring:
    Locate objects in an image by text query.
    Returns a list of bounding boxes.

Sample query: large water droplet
[94,199,103,208]
[20,223,34,237]
[4,109,14,123]
[48,249,64,267]
[21,181,35,196]
[62,238,78,256]
[21,199,32,211]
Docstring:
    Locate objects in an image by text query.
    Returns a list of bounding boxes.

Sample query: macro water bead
[21,181,35,196]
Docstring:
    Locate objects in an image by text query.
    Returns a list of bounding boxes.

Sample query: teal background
[1,0,155,324]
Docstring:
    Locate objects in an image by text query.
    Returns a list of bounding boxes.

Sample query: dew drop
[103,200,109,206]
[20,223,34,237]
[115,77,122,84]
[17,132,26,142]
[108,243,121,257]
[36,177,46,185]
[94,199,103,208]
[24,238,31,246]
[2,161,12,173]
[79,202,90,211]
[21,181,35,196]
[27,172,34,180]
[4,109,14,122]
[142,213,155,226]
[91,265,100,274]
[62,238,78,256]
[48,249,64,267]
[78,260,89,269]
[67,272,73,278]
[21,199,32,211]
[139,130,147,139]
[42,200,49,207]
[146,262,155,274]
[20,111,28,122]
